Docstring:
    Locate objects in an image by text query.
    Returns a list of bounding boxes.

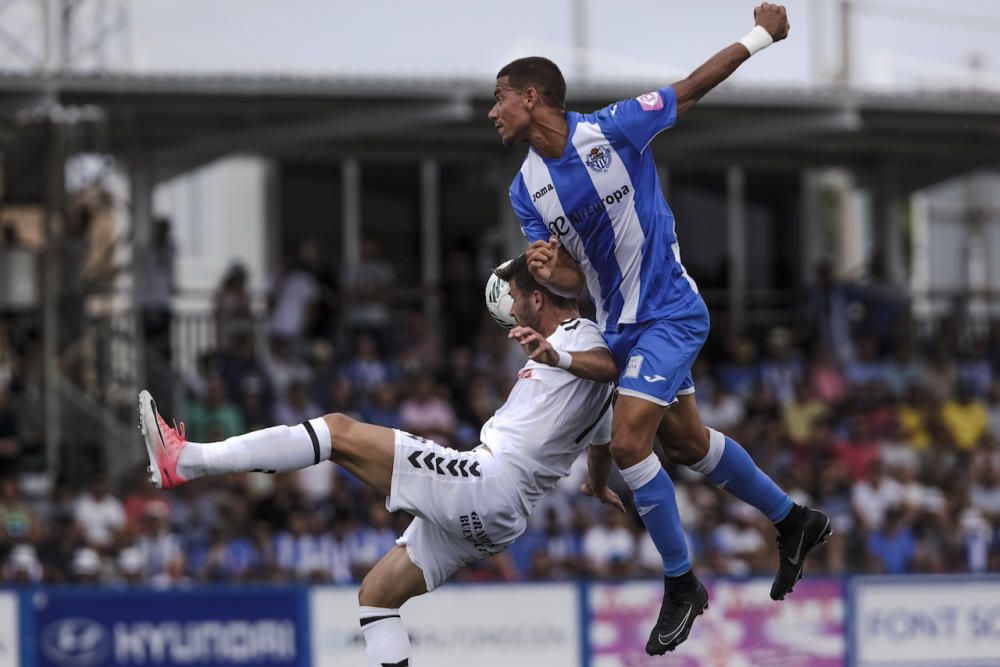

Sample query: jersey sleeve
[607,86,678,153]
[570,321,610,352]
[510,172,548,243]
[590,401,612,445]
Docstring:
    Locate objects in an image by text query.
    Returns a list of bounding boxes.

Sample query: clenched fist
[754,3,790,42]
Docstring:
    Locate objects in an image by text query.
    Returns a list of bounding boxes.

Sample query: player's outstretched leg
[611,395,707,655]
[139,389,396,495]
[138,389,331,489]
[657,395,831,600]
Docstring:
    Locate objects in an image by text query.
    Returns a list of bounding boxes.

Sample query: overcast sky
[122,0,1000,91]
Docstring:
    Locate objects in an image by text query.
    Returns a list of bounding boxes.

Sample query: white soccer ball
[485,261,517,330]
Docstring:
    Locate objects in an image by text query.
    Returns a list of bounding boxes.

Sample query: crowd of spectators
[1,239,1000,587]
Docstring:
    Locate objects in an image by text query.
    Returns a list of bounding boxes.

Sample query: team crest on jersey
[585,145,613,173]
[624,354,644,379]
[637,91,663,111]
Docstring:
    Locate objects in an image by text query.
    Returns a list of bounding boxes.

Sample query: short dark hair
[494,255,575,310]
[497,57,567,111]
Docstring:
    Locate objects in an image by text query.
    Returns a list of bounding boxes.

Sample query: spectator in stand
[185,374,245,442]
[361,383,402,429]
[441,246,484,349]
[582,508,636,579]
[69,547,103,584]
[782,382,828,445]
[987,384,1000,439]
[713,503,768,576]
[136,217,176,367]
[265,334,313,408]
[341,333,391,393]
[74,477,125,550]
[341,237,395,344]
[4,543,42,585]
[0,476,38,546]
[135,500,181,582]
[698,386,745,435]
[760,327,804,405]
[897,385,933,452]
[836,415,883,481]
[214,263,255,351]
[804,259,854,363]
[717,338,760,399]
[347,502,397,581]
[395,312,440,374]
[866,507,916,574]
[270,240,321,342]
[399,371,457,446]
[941,382,989,451]
[0,222,40,321]
[852,459,902,533]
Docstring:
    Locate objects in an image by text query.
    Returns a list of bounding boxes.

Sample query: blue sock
[622,454,690,577]
[694,429,793,523]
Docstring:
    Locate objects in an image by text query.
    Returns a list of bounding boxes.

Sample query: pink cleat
[137,390,188,489]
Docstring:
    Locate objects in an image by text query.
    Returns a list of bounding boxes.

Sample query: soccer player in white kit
[139,255,625,667]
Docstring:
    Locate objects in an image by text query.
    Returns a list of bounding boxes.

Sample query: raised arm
[671,3,789,116]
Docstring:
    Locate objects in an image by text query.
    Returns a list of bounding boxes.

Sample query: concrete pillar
[341,158,361,268]
[42,121,65,476]
[800,169,824,283]
[420,159,442,326]
[871,162,905,286]
[726,165,747,332]
[129,157,153,400]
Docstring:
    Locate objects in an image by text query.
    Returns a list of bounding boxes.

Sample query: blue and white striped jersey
[509,86,699,333]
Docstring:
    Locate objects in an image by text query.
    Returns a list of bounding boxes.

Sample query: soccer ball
[485,261,516,330]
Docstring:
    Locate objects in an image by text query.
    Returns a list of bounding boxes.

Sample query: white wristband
[738,25,773,56]
[556,350,573,370]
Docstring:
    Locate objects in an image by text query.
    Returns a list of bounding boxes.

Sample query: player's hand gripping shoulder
[509,326,618,383]
[526,237,585,298]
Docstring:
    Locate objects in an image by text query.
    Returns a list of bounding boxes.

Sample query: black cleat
[645,573,709,655]
[771,506,832,601]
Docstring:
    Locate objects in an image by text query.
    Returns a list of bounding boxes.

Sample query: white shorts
[387,430,527,591]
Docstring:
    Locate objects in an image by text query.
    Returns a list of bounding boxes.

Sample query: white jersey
[480,317,615,514]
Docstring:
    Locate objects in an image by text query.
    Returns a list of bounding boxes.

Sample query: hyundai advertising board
[32,588,307,667]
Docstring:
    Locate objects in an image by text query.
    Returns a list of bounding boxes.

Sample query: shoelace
[171,418,186,440]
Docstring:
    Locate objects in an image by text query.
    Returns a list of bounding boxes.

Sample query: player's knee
[358,572,398,609]
[357,574,379,607]
[609,432,652,468]
[659,428,709,466]
[322,412,356,456]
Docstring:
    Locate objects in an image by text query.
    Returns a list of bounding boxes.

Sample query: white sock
[177,417,331,479]
[689,428,726,475]
[360,606,411,667]
[619,452,661,491]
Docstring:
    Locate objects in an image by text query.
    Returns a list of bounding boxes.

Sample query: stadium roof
[3,71,1000,195]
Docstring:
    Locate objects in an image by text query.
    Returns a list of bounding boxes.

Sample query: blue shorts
[604,297,709,406]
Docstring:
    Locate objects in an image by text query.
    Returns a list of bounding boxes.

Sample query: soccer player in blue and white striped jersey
[492,3,830,655]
